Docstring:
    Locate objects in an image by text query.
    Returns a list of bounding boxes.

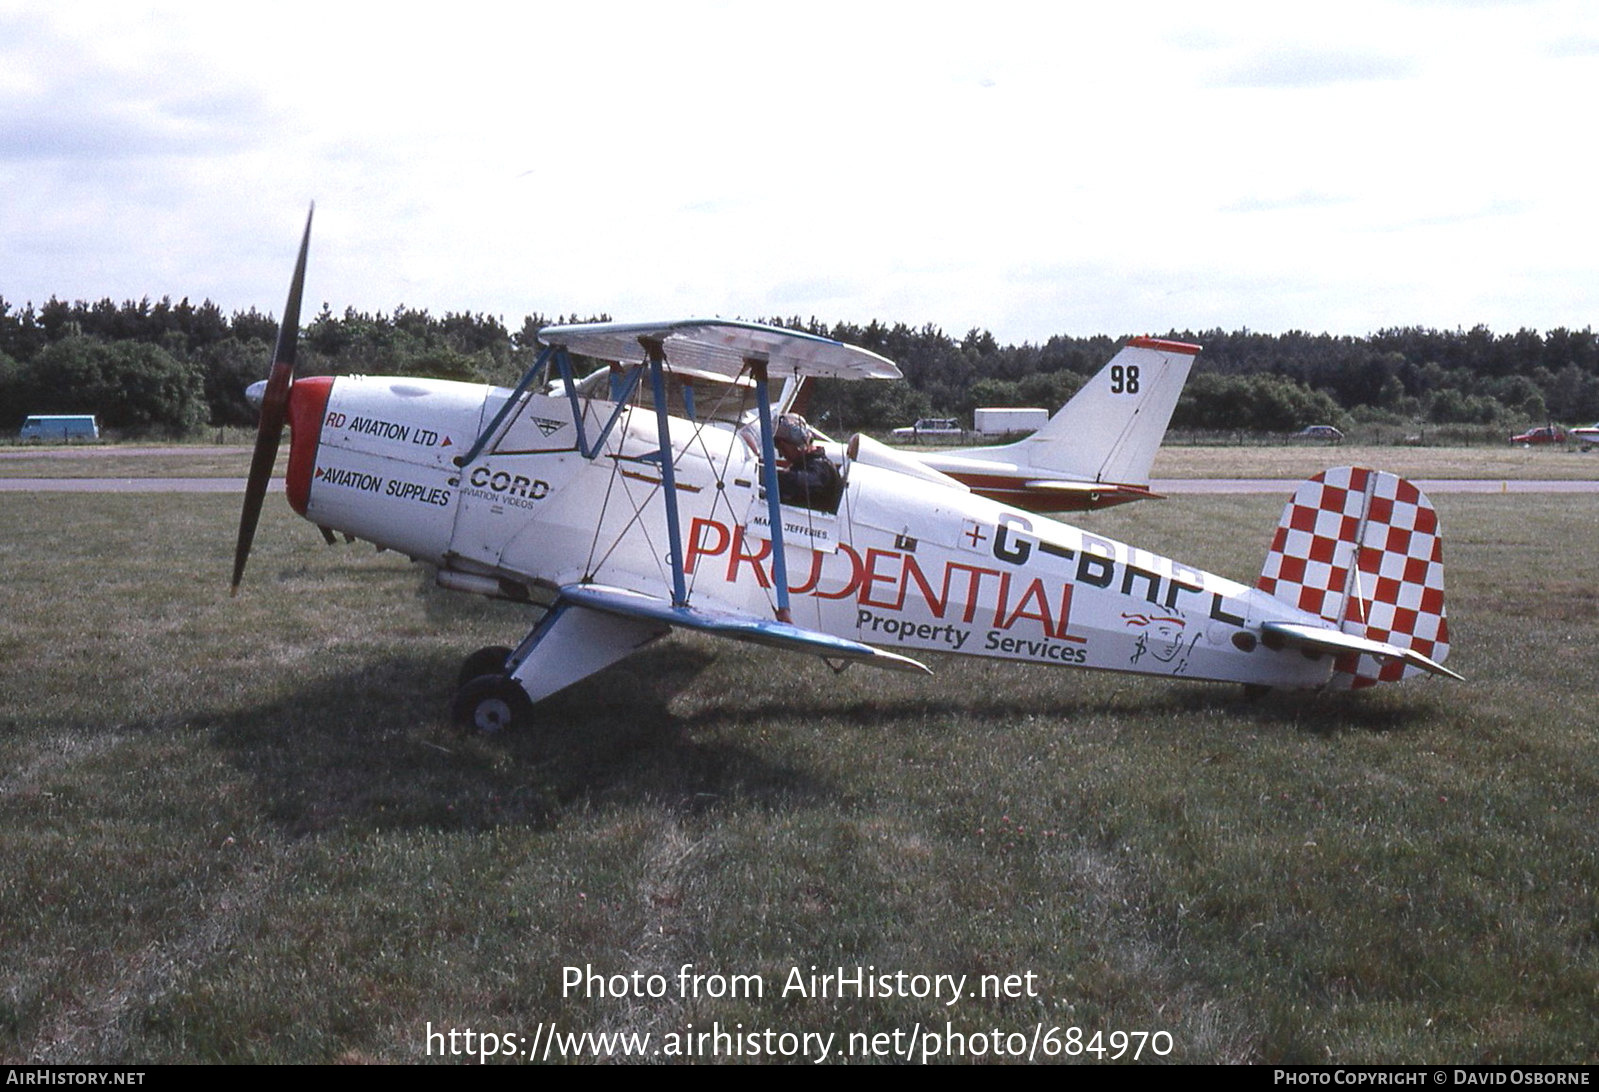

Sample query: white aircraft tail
[970,337,1198,485]
[1256,468,1452,689]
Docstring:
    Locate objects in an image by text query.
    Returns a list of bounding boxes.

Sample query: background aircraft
[890,337,1197,512]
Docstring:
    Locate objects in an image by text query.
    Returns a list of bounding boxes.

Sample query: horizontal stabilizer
[1019,480,1108,494]
[561,584,932,674]
[1019,479,1161,500]
[1260,621,1462,681]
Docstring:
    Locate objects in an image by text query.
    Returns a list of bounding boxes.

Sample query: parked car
[1510,425,1565,446]
[1291,425,1343,442]
[890,417,964,441]
[1571,424,1599,451]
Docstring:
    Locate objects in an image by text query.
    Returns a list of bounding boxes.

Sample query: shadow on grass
[682,676,1441,738]
[202,627,1443,839]
[1098,680,1444,738]
[1216,685,1443,736]
[204,643,833,839]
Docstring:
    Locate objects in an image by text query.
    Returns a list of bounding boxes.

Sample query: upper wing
[537,319,902,381]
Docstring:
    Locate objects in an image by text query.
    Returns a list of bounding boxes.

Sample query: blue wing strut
[475,320,923,706]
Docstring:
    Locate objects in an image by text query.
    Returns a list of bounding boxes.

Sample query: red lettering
[1000,577,1058,638]
[991,571,1012,628]
[860,548,902,608]
[728,525,772,589]
[813,543,864,600]
[789,549,826,596]
[898,555,951,618]
[1056,583,1086,643]
[953,564,1001,623]
[685,517,729,575]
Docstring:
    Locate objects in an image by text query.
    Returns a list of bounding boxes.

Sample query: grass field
[0,448,248,479]
[1,484,1596,1063]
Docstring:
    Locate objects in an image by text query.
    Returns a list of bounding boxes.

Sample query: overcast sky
[3,0,1596,346]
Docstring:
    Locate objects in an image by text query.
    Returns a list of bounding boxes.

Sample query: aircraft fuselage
[284,374,1339,691]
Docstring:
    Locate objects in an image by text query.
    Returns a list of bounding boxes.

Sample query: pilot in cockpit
[771,413,842,512]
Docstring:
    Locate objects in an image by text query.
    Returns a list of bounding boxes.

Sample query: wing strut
[593,338,796,626]
[640,336,690,608]
[524,320,855,626]
[560,349,643,459]
[457,344,553,468]
[748,358,793,623]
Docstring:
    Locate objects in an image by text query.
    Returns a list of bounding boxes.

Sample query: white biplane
[232,212,1458,733]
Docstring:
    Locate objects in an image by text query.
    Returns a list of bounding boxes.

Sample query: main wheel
[453,674,533,734]
[457,645,514,689]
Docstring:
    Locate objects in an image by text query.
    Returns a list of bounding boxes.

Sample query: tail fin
[1257,467,1452,689]
[1005,337,1197,483]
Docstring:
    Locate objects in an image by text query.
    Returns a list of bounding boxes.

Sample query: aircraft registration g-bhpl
[232,211,1459,733]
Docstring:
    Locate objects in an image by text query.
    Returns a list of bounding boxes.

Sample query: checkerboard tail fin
[1256,467,1452,690]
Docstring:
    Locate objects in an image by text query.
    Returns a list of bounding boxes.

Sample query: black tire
[453,674,533,734]
[457,645,514,690]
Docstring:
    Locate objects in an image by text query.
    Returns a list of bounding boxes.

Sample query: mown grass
[0,448,250,479]
[1,490,1596,1063]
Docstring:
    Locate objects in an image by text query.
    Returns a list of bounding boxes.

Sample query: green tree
[0,348,25,427]
[197,337,275,426]
[23,337,207,435]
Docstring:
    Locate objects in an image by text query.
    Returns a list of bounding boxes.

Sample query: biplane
[232,211,1458,733]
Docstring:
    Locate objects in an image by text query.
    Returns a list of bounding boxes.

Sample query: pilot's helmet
[774,413,812,448]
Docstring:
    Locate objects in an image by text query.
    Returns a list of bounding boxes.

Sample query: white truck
[972,407,1048,439]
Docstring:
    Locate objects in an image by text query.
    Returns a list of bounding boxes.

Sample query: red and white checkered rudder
[1256,467,1450,690]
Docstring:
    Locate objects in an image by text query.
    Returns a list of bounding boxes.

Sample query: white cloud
[2,0,1597,343]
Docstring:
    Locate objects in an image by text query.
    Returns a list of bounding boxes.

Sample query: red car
[1510,426,1566,445]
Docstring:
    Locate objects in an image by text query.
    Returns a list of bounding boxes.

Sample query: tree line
[2,293,1596,437]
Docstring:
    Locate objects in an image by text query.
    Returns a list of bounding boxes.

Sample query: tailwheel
[457,645,514,690]
[453,674,533,734]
